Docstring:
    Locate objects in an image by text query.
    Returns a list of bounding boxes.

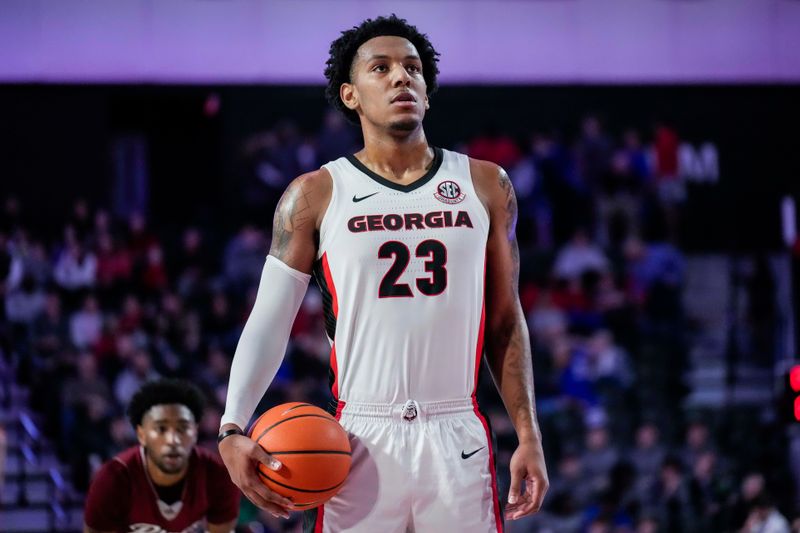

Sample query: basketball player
[84,379,239,533]
[218,15,548,532]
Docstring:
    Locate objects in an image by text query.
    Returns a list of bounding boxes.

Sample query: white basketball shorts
[304,398,504,533]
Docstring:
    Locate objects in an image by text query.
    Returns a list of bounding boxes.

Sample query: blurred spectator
[581,413,620,495]
[688,450,728,528]
[527,288,568,343]
[30,292,69,371]
[741,492,791,533]
[107,415,136,455]
[204,291,238,350]
[586,330,633,390]
[117,294,143,334]
[61,352,114,455]
[139,244,168,294]
[70,392,114,491]
[10,233,52,287]
[173,227,213,305]
[681,418,715,472]
[223,225,267,292]
[195,346,231,408]
[635,514,660,533]
[652,122,683,204]
[554,228,609,281]
[54,242,97,293]
[113,349,159,406]
[126,212,157,261]
[595,129,650,246]
[725,472,770,530]
[95,232,132,297]
[69,294,103,349]
[467,123,521,169]
[631,422,667,496]
[575,115,613,192]
[624,236,684,321]
[649,456,698,532]
[5,274,46,326]
[549,448,594,511]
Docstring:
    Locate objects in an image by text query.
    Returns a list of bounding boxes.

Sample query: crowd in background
[0,111,797,532]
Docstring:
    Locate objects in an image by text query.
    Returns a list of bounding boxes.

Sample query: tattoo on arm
[269,180,313,260]
[498,169,517,239]
[488,167,539,441]
[498,169,521,285]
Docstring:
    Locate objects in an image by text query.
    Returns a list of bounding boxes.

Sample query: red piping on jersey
[472,254,487,396]
[321,253,340,400]
[315,401,346,533]
[329,345,339,400]
[472,398,504,533]
[321,253,339,316]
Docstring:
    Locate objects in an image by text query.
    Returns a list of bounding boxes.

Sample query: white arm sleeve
[221,255,311,430]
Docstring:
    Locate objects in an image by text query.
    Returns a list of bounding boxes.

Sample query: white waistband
[339,398,475,422]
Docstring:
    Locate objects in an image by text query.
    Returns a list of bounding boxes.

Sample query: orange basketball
[249,402,351,509]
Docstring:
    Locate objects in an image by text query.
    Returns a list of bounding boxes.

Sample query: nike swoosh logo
[461,447,485,459]
[352,192,379,203]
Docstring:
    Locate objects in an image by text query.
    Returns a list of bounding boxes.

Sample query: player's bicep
[268,171,330,273]
[482,165,522,328]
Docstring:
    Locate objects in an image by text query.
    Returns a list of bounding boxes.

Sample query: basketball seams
[266,450,352,456]
[283,403,316,413]
[257,469,347,493]
[253,413,339,443]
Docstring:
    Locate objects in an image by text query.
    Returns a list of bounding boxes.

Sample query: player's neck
[145,453,188,487]
[358,130,432,183]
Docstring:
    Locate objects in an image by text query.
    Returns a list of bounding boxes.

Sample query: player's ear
[424,94,429,110]
[136,425,146,447]
[340,83,359,111]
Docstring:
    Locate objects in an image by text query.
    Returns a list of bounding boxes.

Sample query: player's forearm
[221,257,310,429]
[486,311,542,445]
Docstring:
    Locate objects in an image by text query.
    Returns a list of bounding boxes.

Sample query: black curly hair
[324,14,440,125]
[127,379,206,428]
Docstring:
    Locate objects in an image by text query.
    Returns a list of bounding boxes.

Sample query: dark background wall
[1,84,797,250]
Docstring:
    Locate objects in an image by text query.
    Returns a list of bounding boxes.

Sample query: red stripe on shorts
[472,398,503,533]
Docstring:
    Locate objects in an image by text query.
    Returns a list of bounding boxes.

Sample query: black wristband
[217,428,245,444]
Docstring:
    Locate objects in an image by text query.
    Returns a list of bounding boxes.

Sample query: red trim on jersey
[321,253,341,400]
[472,255,487,395]
[321,253,338,317]
[472,398,503,533]
[335,400,346,419]
[329,344,339,399]
[315,401,346,533]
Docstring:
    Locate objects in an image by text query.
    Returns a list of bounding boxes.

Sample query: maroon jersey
[84,446,239,533]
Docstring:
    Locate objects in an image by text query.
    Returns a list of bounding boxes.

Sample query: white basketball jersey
[314,147,490,404]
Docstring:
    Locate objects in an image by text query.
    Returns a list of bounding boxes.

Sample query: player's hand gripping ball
[250,402,352,509]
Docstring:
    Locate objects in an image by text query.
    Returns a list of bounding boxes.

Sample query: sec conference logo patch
[434,180,466,204]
